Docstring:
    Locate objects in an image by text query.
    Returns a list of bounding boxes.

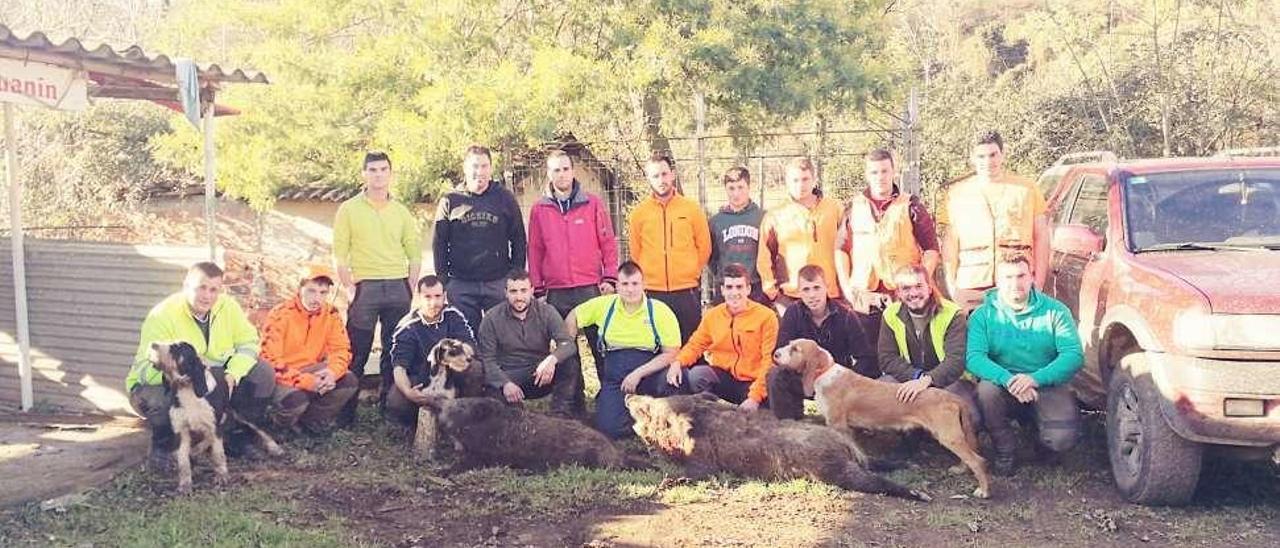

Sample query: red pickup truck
[1040,154,1280,505]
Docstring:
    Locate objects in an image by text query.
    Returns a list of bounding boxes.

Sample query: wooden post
[413,407,439,460]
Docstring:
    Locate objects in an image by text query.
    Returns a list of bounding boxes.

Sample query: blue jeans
[596,349,684,439]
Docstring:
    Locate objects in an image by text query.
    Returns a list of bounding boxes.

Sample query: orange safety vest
[846,193,923,292]
[946,174,1038,289]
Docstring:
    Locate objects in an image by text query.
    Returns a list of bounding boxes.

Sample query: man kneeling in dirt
[259,265,360,437]
[385,275,477,427]
[566,261,684,438]
[967,252,1083,476]
[477,270,583,416]
[127,262,278,467]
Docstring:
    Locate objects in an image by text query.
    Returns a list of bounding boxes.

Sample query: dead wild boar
[626,394,930,501]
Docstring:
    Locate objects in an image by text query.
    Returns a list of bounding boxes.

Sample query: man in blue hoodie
[708,167,768,305]
[967,252,1083,475]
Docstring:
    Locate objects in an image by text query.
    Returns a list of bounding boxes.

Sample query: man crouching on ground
[566,261,684,438]
[967,252,1083,476]
[385,275,477,427]
[477,270,583,417]
[259,265,359,437]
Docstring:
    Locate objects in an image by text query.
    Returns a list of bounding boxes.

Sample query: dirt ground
[0,413,146,508]
[2,407,1277,547]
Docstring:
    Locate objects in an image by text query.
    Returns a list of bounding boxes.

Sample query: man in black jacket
[767,264,879,420]
[385,275,477,427]
[433,144,527,330]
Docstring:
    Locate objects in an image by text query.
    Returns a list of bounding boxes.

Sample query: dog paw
[973,487,990,499]
[263,442,285,457]
[947,463,968,475]
[176,482,193,495]
[213,472,230,487]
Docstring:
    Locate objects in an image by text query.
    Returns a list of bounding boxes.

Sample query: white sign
[0,57,88,111]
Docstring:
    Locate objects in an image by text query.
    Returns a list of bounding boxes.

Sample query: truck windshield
[1125,168,1280,251]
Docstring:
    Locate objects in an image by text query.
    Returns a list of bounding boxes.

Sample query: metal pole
[903,87,922,196]
[202,91,217,261]
[756,155,766,207]
[693,92,707,210]
[5,103,33,411]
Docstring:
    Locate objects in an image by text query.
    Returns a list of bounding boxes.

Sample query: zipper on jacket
[662,203,671,291]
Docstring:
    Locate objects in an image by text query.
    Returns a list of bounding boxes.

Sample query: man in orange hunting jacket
[260,265,359,435]
[665,264,779,409]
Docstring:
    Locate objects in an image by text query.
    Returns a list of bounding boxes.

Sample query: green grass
[2,478,358,548]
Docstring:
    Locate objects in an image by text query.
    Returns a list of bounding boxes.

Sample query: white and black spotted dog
[422,338,485,398]
[149,341,281,493]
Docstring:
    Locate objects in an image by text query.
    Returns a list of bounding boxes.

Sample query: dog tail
[958,400,979,453]
[836,462,932,502]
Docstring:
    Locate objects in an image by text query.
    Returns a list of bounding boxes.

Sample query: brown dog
[627,394,930,501]
[773,339,991,498]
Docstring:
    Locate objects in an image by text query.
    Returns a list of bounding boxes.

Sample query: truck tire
[1106,353,1203,505]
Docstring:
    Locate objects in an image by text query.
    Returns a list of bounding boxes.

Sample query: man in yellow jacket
[941,130,1049,309]
[627,152,712,343]
[666,264,780,410]
[127,262,276,468]
[758,157,844,314]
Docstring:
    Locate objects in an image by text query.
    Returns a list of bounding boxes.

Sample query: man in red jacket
[527,149,620,393]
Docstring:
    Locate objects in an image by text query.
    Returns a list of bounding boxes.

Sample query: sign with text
[0,57,88,111]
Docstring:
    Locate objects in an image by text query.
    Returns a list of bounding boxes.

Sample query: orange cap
[300,263,336,285]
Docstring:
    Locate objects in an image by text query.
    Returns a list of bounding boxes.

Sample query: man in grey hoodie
[709,167,768,305]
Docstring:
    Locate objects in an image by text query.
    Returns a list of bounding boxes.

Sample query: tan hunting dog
[772,338,991,498]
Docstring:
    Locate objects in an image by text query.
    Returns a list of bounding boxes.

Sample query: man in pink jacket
[527,149,620,399]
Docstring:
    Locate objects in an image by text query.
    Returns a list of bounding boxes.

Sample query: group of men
[127,130,1086,477]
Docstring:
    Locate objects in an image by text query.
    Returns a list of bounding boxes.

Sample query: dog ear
[176,344,210,398]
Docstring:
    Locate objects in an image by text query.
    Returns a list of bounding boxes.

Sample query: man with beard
[877,264,977,423]
[967,252,1083,475]
[627,153,711,343]
[476,270,581,416]
[385,275,476,428]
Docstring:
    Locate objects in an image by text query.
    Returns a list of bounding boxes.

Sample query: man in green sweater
[967,252,1083,476]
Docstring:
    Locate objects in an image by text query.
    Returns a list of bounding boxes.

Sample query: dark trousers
[345,278,413,413]
[129,360,277,451]
[648,287,703,345]
[484,356,585,416]
[767,366,816,420]
[545,285,602,406]
[596,349,684,439]
[852,308,883,378]
[271,372,359,429]
[445,278,506,336]
[977,380,1080,456]
[686,364,760,406]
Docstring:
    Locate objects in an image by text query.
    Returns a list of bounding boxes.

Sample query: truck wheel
[1107,353,1203,505]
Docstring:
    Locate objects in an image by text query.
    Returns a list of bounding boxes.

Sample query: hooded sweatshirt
[433,181,527,282]
[709,201,764,283]
[965,287,1083,388]
[527,180,619,292]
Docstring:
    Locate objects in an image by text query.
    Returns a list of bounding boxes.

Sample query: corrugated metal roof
[0,24,269,84]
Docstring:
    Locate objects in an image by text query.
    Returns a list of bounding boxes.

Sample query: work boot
[987,424,1020,477]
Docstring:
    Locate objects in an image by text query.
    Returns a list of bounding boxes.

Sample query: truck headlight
[1173,310,1280,351]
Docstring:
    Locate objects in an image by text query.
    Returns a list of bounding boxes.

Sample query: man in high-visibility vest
[758,157,844,314]
[941,130,1049,310]
[836,147,942,349]
[877,265,978,424]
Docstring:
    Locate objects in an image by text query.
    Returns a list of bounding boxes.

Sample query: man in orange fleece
[260,265,359,436]
[666,264,779,410]
[627,152,712,344]
[758,157,845,314]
